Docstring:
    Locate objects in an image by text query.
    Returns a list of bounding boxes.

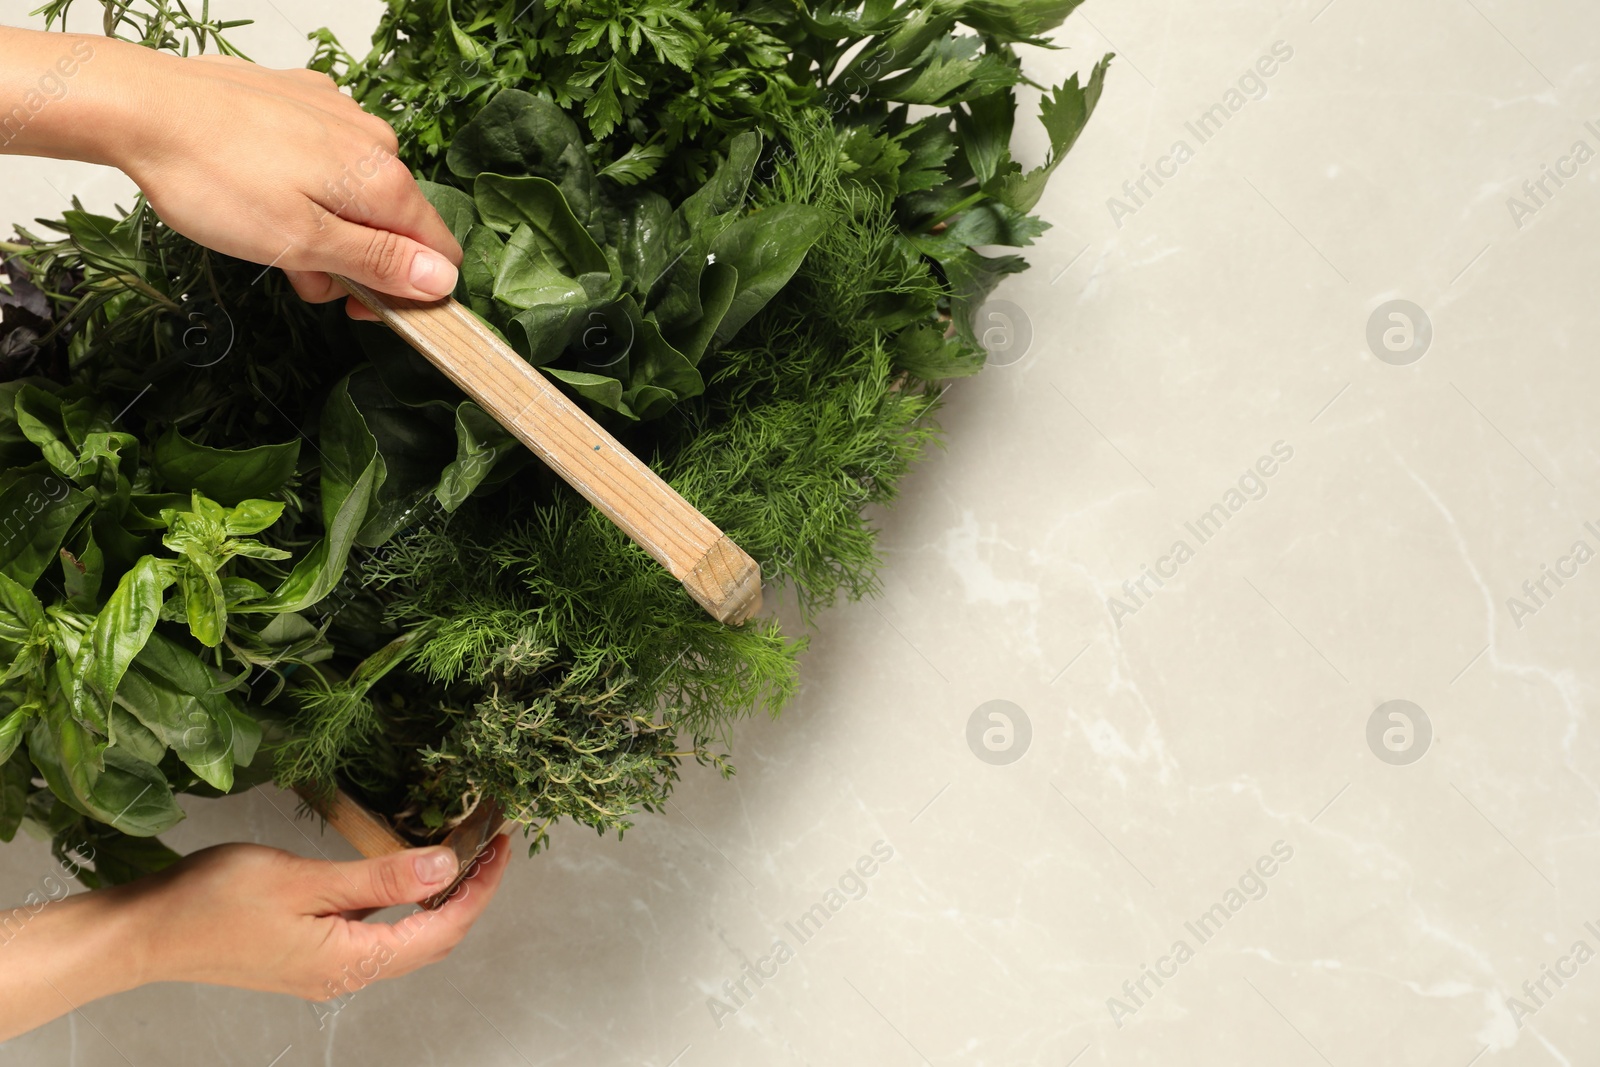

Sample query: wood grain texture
[295,785,408,858]
[336,277,762,625]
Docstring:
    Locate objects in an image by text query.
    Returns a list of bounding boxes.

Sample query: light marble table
[3,1,1599,1064]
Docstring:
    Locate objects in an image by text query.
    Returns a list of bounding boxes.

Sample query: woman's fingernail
[409,251,457,296]
[415,849,457,886]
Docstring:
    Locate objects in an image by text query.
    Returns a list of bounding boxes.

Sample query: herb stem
[921,188,988,231]
[109,273,182,313]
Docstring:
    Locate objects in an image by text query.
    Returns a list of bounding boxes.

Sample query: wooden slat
[336,278,762,625]
[296,785,408,858]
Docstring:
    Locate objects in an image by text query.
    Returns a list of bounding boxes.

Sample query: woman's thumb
[326,847,460,911]
[320,216,459,301]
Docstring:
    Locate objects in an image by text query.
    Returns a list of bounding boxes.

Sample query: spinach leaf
[615,191,685,305]
[446,89,601,234]
[460,224,507,315]
[668,259,736,365]
[493,224,589,310]
[257,378,381,613]
[346,368,456,547]
[506,271,620,364]
[543,368,627,414]
[152,428,300,506]
[708,204,830,347]
[473,174,607,275]
[436,403,518,511]
[617,299,703,415]
[419,180,479,246]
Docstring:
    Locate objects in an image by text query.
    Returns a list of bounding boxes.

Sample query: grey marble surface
[5,0,1600,1064]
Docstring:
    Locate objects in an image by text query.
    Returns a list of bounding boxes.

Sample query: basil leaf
[30,701,100,819]
[0,707,29,765]
[0,567,47,633]
[0,748,30,842]
[93,747,185,837]
[0,381,38,469]
[109,705,166,766]
[31,690,184,837]
[60,532,104,611]
[128,632,262,787]
[180,556,226,647]
[12,384,76,477]
[75,431,138,491]
[223,499,285,537]
[71,555,172,729]
[63,826,180,889]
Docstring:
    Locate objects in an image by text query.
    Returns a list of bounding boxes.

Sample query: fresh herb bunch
[318,0,1109,367]
[0,0,1109,876]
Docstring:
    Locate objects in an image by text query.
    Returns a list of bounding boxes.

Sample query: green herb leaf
[257,378,381,613]
[985,55,1110,213]
[473,174,608,275]
[152,428,300,506]
[71,555,172,729]
[437,403,518,511]
[447,89,601,231]
[419,180,480,247]
[708,204,830,347]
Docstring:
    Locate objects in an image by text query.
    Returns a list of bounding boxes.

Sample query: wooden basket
[298,285,761,903]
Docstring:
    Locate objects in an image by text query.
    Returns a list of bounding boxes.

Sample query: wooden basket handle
[335,277,762,626]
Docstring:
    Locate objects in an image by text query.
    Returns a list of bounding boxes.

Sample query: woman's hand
[0,835,511,1042]
[0,29,462,316]
[123,835,512,997]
